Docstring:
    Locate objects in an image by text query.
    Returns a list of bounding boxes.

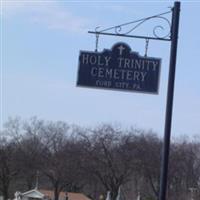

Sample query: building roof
[22,189,44,199]
[39,190,91,200]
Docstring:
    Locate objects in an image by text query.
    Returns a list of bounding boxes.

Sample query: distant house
[39,190,91,200]
[16,189,91,200]
[20,189,44,200]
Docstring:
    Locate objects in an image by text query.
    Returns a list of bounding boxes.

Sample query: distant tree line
[0,117,200,200]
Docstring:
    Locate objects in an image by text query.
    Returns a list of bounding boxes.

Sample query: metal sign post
[159,2,180,200]
[77,2,181,200]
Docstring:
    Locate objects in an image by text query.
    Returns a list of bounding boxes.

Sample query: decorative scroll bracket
[88,10,172,42]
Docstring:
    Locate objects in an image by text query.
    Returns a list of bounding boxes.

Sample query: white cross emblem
[118,45,125,56]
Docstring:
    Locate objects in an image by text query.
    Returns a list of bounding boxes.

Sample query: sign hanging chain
[95,33,99,52]
[144,39,149,57]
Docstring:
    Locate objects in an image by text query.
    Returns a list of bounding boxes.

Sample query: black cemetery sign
[77,42,161,94]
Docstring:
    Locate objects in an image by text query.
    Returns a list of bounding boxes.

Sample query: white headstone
[105,191,111,200]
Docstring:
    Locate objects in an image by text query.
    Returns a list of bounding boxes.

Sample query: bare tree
[39,121,83,200]
[0,118,23,200]
[0,137,19,200]
[130,131,162,200]
[168,140,200,200]
[80,124,137,200]
[16,117,45,190]
[2,117,200,200]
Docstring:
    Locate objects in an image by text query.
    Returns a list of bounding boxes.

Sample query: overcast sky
[1,0,200,138]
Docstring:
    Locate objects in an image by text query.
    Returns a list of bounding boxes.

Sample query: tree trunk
[54,184,60,200]
[111,186,119,200]
[2,185,9,200]
[0,173,10,200]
